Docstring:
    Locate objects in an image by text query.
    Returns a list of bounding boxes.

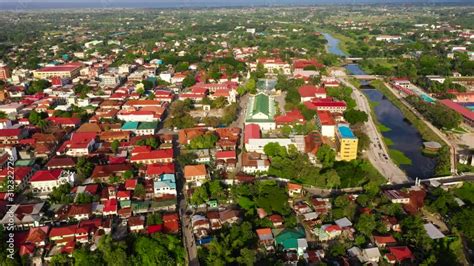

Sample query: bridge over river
[351,74,379,80]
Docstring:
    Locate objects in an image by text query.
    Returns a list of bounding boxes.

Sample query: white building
[117,111,159,122]
[99,73,120,88]
[154,174,177,197]
[159,72,172,83]
[375,35,402,42]
[246,138,293,154]
[30,170,75,197]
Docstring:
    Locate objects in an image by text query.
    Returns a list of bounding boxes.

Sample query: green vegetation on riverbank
[318,28,353,55]
[378,124,391,132]
[389,150,413,166]
[359,58,397,75]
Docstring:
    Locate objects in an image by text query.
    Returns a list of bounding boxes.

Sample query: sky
[0,0,471,10]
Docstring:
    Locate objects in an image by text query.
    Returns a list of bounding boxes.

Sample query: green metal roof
[138,122,158,130]
[120,200,131,208]
[151,199,176,208]
[275,228,306,250]
[253,93,270,115]
[122,121,139,130]
[132,201,150,210]
[15,159,35,167]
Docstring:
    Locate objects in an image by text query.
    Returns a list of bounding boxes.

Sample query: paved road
[274,91,287,114]
[174,143,199,266]
[339,78,409,184]
[179,197,199,266]
[303,174,474,196]
[231,94,249,172]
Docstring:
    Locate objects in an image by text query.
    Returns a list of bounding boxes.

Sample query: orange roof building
[183,165,208,186]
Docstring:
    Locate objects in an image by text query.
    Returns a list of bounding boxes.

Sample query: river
[323,32,436,178]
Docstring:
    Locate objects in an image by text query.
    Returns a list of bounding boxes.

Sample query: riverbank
[369,80,452,176]
[369,80,445,144]
[339,78,409,183]
[318,29,353,56]
[362,86,413,167]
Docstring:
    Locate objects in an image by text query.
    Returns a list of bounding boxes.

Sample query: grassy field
[359,58,397,74]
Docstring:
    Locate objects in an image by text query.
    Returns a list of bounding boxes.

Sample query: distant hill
[0,0,472,10]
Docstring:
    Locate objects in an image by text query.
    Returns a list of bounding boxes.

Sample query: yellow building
[336,124,358,161]
[33,63,82,79]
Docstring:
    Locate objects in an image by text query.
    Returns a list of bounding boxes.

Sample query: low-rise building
[184,164,208,187]
[244,93,276,131]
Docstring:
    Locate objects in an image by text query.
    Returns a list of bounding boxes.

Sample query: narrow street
[339,78,409,184]
[231,94,249,171]
[179,197,199,266]
[174,144,199,266]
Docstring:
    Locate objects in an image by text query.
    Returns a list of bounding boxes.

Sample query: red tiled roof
[293,59,324,69]
[109,156,127,164]
[36,63,82,73]
[387,246,413,262]
[191,87,209,95]
[439,99,474,121]
[132,146,152,154]
[103,199,117,213]
[374,235,397,244]
[131,149,174,161]
[298,85,326,98]
[163,212,178,222]
[117,190,131,198]
[125,179,138,190]
[25,226,49,244]
[91,164,133,179]
[215,150,236,159]
[68,204,92,217]
[49,224,77,239]
[268,214,283,223]
[305,98,346,110]
[256,228,273,237]
[0,128,21,137]
[274,109,305,124]
[0,166,32,182]
[184,164,207,178]
[46,157,76,168]
[317,111,336,125]
[147,224,162,234]
[244,124,261,144]
[30,169,62,182]
[146,163,176,176]
[48,117,81,126]
[70,132,96,143]
[19,244,35,256]
[288,183,302,190]
[325,225,342,232]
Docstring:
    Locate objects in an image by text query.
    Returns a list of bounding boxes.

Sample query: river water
[323,33,436,178]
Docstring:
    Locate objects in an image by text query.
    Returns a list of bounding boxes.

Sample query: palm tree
[36,120,49,132]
